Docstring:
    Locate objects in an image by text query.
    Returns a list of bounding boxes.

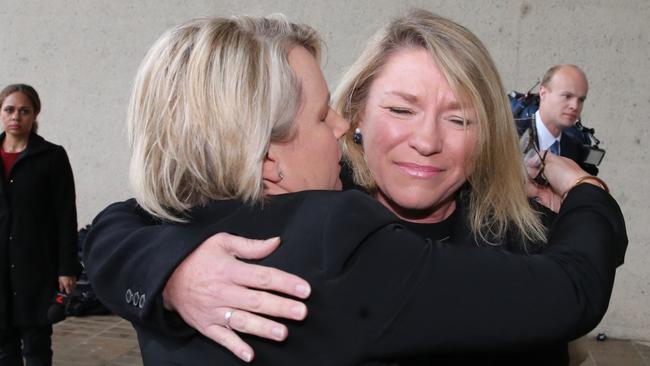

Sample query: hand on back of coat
[163,232,310,363]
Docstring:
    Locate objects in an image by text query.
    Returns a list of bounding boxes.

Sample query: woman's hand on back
[163,233,310,363]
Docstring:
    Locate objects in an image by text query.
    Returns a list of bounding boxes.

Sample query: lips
[396,162,442,178]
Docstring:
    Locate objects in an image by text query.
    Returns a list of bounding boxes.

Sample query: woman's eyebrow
[384,90,465,111]
[385,90,418,103]
[444,100,462,111]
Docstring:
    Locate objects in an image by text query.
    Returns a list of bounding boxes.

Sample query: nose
[329,109,350,140]
[408,116,442,156]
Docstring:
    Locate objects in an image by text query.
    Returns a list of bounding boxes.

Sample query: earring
[353,128,363,144]
[278,171,285,181]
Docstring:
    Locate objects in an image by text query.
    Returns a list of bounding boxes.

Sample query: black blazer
[84,185,626,365]
[0,132,80,328]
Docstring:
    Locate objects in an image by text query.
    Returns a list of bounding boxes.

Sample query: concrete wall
[2,0,648,341]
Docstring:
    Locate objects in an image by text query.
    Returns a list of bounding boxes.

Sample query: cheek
[362,118,396,175]
[364,113,405,153]
[448,132,477,174]
[1,114,13,126]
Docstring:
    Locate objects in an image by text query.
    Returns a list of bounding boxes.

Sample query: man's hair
[540,64,587,89]
[128,15,321,221]
[333,9,546,245]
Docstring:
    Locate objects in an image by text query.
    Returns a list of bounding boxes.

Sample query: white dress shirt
[535,110,562,153]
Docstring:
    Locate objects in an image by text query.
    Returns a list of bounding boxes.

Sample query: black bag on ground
[66,225,112,317]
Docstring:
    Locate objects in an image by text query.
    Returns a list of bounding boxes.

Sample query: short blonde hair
[334,9,545,245]
[128,15,321,221]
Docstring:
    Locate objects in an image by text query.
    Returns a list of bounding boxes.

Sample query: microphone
[47,291,69,324]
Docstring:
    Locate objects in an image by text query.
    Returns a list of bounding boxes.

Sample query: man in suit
[535,64,598,175]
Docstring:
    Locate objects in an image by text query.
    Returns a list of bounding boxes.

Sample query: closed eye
[388,107,413,115]
[447,115,474,129]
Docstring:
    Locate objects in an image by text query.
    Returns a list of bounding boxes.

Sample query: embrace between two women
[84,10,627,366]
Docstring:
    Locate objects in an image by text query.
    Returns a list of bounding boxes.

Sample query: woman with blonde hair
[332,11,571,362]
[84,12,625,365]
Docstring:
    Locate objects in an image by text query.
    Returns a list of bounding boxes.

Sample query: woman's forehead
[2,92,33,107]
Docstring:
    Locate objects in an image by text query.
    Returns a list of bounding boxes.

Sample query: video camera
[508,81,605,174]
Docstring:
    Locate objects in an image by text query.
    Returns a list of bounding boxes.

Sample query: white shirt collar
[535,110,562,151]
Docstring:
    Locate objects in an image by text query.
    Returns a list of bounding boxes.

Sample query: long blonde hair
[334,9,546,245]
[128,15,321,221]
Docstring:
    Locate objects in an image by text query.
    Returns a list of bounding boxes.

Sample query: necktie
[549,140,560,155]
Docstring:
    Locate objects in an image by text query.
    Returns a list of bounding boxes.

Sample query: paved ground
[52,315,650,365]
[52,316,141,365]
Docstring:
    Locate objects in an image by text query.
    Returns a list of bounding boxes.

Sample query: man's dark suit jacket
[83,185,626,365]
[560,133,599,175]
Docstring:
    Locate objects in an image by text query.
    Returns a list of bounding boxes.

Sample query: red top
[1,149,21,179]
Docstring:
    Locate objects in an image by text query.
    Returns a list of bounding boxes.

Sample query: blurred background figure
[0,84,80,366]
[512,64,602,175]
[538,65,600,173]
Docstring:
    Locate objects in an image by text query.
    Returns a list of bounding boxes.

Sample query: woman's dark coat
[0,132,80,328]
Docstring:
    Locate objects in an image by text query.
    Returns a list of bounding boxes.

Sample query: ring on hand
[224,310,234,330]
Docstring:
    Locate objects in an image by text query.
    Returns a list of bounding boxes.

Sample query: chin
[388,188,444,211]
[560,117,576,127]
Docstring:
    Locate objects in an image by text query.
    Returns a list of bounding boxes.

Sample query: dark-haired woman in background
[0,84,80,366]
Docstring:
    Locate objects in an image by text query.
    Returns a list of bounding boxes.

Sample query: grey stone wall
[2,0,648,341]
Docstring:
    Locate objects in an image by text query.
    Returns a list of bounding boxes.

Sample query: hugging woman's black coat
[0,132,80,328]
[84,185,626,365]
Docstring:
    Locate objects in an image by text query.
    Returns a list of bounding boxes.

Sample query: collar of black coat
[0,132,51,158]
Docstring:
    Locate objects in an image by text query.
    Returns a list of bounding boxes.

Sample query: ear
[539,86,548,102]
[355,110,365,129]
[262,143,283,183]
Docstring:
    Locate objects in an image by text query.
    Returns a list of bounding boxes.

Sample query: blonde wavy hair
[128,15,321,221]
[334,9,546,245]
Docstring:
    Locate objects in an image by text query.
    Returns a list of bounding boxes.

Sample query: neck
[2,134,29,153]
[376,191,457,224]
[538,109,562,137]
[264,183,290,196]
